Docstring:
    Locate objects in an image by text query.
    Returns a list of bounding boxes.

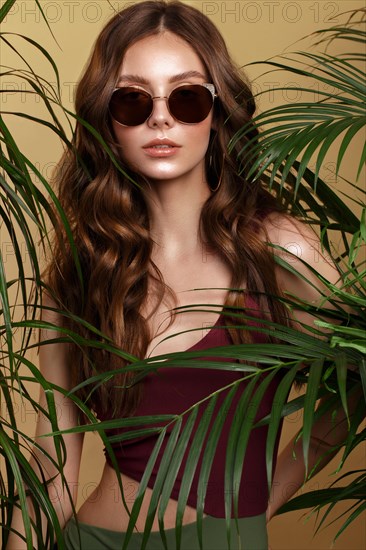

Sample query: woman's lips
[143,139,181,157]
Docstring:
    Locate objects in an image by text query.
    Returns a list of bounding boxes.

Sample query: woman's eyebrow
[116,70,207,85]
[169,71,207,82]
[117,74,149,85]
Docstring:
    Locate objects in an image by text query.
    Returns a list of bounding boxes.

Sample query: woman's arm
[263,215,361,521]
[267,389,361,521]
[6,295,85,549]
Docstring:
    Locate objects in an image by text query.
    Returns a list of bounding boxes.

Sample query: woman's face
[111,32,214,187]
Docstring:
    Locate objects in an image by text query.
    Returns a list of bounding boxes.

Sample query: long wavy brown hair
[43,0,291,419]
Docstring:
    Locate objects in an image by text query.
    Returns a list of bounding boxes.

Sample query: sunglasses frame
[109,82,217,126]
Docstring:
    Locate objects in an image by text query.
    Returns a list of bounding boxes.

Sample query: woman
[7,1,352,549]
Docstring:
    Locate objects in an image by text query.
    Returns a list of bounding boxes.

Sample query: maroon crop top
[100,298,284,518]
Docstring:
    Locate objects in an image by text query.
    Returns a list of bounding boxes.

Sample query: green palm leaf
[174,395,217,549]
[140,419,183,550]
[0,0,16,22]
[121,429,167,550]
[277,469,366,542]
[229,20,366,188]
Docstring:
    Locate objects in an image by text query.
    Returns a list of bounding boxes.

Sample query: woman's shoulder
[261,212,342,307]
[262,212,320,255]
[262,212,334,272]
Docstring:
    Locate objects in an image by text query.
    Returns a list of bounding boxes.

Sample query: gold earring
[208,154,224,192]
[209,177,221,193]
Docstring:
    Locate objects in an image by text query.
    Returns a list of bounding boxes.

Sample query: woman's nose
[146,96,175,128]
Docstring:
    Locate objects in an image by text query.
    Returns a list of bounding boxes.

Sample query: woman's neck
[144,175,211,261]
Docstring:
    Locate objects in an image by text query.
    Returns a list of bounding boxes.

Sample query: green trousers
[62,513,268,550]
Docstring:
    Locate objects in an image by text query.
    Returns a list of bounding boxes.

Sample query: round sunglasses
[109,83,217,126]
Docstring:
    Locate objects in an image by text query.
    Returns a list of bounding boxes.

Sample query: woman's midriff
[76,462,208,532]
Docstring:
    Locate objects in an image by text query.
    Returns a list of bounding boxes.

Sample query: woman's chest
[141,253,236,359]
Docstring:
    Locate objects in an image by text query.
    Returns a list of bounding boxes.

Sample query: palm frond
[229,19,366,189]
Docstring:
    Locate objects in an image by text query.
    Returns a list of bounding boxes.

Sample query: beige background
[1,1,365,548]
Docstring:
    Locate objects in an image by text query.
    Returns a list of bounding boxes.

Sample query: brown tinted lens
[168,85,213,123]
[109,87,153,126]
